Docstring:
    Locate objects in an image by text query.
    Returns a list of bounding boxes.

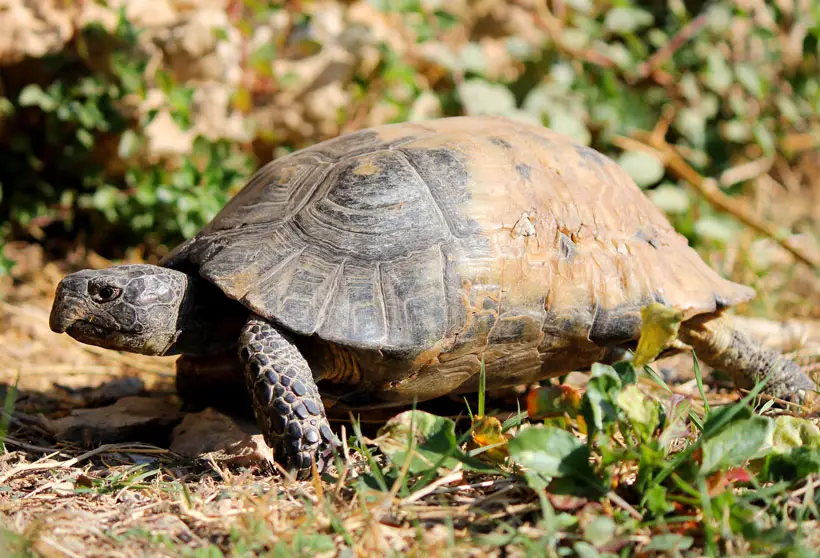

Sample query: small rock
[170,408,274,467]
[42,396,184,446]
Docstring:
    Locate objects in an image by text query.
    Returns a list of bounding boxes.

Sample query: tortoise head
[49,264,191,356]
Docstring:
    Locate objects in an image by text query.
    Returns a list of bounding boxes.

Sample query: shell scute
[162,115,754,362]
[378,245,449,349]
[316,262,387,347]
[294,150,451,261]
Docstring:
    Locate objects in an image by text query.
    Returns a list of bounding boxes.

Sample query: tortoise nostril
[49,275,91,333]
[49,293,83,333]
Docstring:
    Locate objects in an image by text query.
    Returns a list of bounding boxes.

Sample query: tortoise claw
[290,436,341,480]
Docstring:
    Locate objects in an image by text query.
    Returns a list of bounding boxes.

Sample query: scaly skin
[679,313,819,408]
[48,264,340,475]
[240,316,340,476]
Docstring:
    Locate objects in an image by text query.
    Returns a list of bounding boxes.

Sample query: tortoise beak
[49,276,89,333]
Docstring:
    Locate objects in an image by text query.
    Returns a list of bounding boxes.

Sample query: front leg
[239,315,339,475]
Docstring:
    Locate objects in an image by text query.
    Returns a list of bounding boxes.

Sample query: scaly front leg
[239,315,339,476]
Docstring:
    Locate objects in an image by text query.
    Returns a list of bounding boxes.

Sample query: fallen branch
[635,11,710,80]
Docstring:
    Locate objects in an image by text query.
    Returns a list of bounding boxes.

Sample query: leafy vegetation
[0,11,254,267]
[340,312,820,556]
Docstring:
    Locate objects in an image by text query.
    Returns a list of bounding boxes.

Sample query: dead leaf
[170,408,274,467]
[40,396,184,446]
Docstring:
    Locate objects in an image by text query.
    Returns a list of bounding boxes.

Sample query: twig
[734,388,816,413]
[789,475,820,499]
[484,502,541,521]
[40,536,83,558]
[2,436,58,454]
[636,11,710,80]
[513,0,617,70]
[608,491,642,520]
[624,132,820,271]
[399,467,464,505]
[719,156,775,189]
[423,477,517,496]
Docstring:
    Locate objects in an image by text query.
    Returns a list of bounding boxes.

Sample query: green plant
[0,10,255,270]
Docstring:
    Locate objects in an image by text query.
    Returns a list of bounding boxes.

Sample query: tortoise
[49,116,818,474]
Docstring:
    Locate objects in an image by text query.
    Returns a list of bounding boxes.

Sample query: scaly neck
[167,276,249,356]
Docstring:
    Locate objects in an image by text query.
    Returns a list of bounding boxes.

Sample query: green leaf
[548,112,591,146]
[617,151,665,188]
[373,410,460,475]
[612,361,637,385]
[644,484,673,516]
[616,384,660,440]
[752,122,776,156]
[458,43,487,74]
[572,541,600,558]
[118,129,141,159]
[735,63,766,100]
[0,251,14,277]
[76,129,94,149]
[723,120,751,143]
[603,7,653,34]
[694,215,739,244]
[564,0,593,13]
[508,425,597,484]
[0,97,14,117]
[644,534,693,552]
[505,37,535,60]
[676,108,706,147]
[583,516,615,547]
[457,79,516,116]
[701,415,774,475]
[581,364,622,437]
[770,416,820,453]
[649,183,690,214]
[18,85,58,111]
[703,52,733,94]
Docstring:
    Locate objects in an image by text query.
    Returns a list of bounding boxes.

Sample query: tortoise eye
[91,285,122,303]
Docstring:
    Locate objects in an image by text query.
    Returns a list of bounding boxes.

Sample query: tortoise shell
[162,116,753,406]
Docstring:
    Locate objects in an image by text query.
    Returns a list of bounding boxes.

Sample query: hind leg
[679,313,818,407]
[239,315,340,476]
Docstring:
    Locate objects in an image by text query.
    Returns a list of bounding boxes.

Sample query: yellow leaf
[470,415,509,463]
[633,303,684,368]
[576,414,588,435]
[526,385,582,419]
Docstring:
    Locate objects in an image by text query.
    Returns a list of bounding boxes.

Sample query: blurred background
[3,4,820,552]
[0,0,819,326]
